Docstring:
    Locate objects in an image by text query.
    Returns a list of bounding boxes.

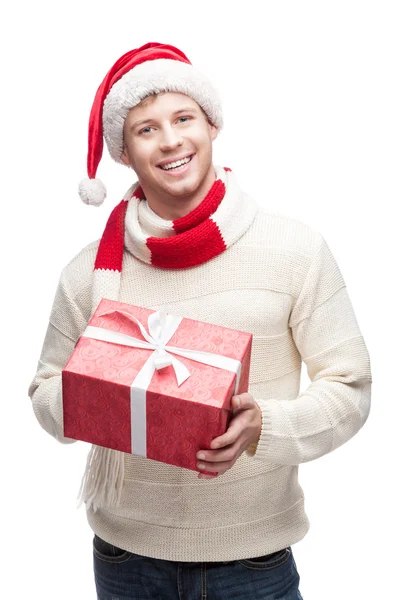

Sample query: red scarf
[95,167,231,272]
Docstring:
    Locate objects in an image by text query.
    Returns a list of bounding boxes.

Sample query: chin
[159,173,201,198]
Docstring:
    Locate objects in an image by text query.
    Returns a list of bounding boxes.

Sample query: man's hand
[196,393,262,479]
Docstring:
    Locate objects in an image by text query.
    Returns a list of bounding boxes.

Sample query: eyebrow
[129,107,197,131]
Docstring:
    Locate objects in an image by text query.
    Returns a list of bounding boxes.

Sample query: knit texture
[28,170,372,561]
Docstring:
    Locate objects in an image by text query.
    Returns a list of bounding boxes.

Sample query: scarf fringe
[76,446,124,513]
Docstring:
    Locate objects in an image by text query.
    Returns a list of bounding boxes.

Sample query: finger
[197,459,234,473]
[210,415,247,449]
[197,442,240,464]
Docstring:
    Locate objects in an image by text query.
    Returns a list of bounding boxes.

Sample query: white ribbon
[82,309,242,457]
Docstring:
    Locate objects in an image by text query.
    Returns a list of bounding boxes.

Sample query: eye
[139,126,153,135]
[177,116,191,123]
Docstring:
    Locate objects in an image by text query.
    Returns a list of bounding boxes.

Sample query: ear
[209,123,219,142]
[121,147,131,167]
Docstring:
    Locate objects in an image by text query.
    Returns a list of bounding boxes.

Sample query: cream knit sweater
[29,187,372,562]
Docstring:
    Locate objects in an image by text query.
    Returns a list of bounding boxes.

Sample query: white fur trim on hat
[79,177,107,207]
[102,58,223,164]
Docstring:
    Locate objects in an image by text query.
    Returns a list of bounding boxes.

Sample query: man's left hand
[196,393,262,479]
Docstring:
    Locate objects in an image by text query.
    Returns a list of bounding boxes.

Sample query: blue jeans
[93,534,303,599]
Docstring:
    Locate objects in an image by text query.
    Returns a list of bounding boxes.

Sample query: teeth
[160,156,191,170]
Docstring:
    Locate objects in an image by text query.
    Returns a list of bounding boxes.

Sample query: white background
[2,1,398,598]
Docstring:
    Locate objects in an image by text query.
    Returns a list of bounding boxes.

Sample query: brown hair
[136,92,210,122]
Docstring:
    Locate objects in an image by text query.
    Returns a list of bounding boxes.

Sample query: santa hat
[79,42,223,206]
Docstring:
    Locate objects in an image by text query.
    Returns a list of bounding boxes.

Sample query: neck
[140,165,217,221]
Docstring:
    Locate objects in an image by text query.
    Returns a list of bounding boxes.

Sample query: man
[29,42,372,600]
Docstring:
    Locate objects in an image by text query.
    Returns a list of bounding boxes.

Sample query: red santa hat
[79,42,223,206]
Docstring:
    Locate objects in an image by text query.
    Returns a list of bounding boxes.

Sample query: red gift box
[62,298,252,472]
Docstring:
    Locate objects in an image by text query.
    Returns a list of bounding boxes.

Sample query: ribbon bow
[83,308,241,388]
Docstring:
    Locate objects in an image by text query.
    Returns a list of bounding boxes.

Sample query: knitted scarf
[77,165,258,512]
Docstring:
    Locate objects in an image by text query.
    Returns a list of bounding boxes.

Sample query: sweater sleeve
[247,234,372,465]
[28,270,90,444]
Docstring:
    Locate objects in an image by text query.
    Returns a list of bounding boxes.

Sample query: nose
[159,123,183,152]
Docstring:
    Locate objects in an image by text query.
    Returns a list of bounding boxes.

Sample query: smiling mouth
[157,155,194,171]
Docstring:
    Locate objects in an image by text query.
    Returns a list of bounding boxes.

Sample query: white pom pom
[78,177,107,206]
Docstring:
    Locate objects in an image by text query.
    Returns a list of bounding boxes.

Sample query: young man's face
[121,92,218,218]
